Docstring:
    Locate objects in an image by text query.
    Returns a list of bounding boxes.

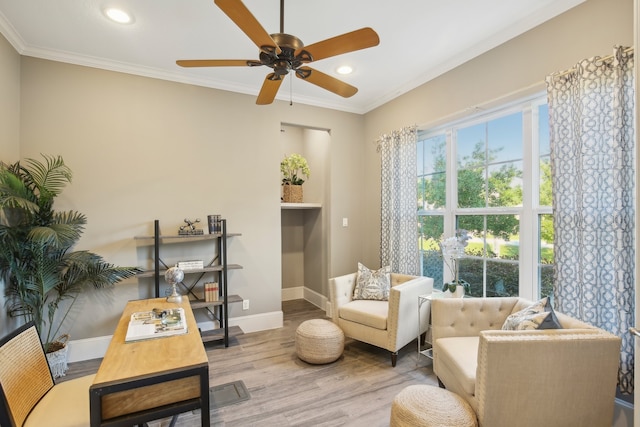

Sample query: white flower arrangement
[440,229,471,293]
[280,153,310,186]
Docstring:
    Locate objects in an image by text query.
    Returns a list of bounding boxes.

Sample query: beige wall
[0,32,21,335]
[3,53,366,341]
[361,0,634,265]
[0,32,20,162]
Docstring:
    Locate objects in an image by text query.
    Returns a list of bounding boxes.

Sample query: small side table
[417,290,444,364]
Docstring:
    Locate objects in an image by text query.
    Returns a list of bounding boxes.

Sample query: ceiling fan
[176,0,380,105]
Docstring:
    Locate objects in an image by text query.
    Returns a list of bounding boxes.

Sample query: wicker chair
[0,322,95,427]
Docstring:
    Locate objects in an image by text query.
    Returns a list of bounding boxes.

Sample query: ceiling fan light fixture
[103,7,134,24]
[336,65,353,75]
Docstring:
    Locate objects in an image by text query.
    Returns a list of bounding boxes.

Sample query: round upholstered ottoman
[295,319,344,364]
[390,385,477,427]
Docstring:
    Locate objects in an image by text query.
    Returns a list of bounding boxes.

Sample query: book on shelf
[125,307,188,342]
[177,260,204,270]
[204,282,219,302]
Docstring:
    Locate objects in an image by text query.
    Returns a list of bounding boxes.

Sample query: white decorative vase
[443,284,465,298]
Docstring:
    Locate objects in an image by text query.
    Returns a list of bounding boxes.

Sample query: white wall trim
[66,309,284,362]
[303,287,329,316]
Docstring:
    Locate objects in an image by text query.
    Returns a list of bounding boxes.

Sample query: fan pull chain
[289,75,293,106]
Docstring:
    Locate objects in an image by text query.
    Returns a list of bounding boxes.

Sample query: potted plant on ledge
[0,154,140,377]
[280,153,310,203]
[440,229,471,298]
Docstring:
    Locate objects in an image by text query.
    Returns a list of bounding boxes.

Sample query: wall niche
[280,123,330,310]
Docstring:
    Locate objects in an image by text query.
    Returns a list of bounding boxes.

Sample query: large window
[418,95,553,299]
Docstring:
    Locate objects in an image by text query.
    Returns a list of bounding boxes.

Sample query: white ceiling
[0,0,585,114]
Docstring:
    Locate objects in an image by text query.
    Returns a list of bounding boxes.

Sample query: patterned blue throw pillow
[353,263,391,301]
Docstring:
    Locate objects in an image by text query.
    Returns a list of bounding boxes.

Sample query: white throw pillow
[352,263,391,301]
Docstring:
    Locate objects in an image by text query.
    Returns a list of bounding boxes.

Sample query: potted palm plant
[280,153,310,203]
[0,154,140,377]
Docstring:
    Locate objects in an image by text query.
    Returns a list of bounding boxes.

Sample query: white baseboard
[303,287,329,316]
[67,309,284,363]
[229,310,283,334]
[67,335,112,363]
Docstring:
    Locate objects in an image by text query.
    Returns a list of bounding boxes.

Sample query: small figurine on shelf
[178,218,204,235]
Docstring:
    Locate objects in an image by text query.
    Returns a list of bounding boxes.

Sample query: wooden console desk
[89,298,210,427]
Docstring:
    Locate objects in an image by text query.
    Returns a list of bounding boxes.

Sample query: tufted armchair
[329,272,433,366]
[431,297,622,427]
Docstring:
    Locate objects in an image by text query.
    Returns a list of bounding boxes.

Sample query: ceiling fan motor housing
[259,33,312,76]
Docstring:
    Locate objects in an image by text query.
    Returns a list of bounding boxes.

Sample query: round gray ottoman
[390,385,477,427]
[295,319,344,364]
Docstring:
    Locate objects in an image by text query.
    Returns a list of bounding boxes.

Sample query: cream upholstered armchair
[329,271,433,366]
[431,297,622,427]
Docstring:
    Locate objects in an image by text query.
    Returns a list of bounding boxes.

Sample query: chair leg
[437,377,445,388]
[391,351,398,367]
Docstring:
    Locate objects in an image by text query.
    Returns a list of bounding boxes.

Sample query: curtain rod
[552,46,634,78]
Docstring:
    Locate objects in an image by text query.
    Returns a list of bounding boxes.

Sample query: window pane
[488,112,523,163]
[458,167,485,208]
[459,257,483,297]
[539,214,554,298]
[418,134,447,210]
[457,123,484,166]
[419,215,444,288]
[457,214,520,297]
[486,259,519,296]
[487,161,523,207]
[457,113,523,209]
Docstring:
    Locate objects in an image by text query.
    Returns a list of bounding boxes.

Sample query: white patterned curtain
[377,126,419,275]
[546,46,635,394]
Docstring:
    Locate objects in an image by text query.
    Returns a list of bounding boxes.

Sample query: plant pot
[443,284,466,298]
[45,334,69,378]
[283,184,303,203]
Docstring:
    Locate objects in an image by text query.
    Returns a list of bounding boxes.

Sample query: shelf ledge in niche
[281,202,322,209]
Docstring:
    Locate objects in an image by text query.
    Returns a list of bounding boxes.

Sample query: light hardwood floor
[62,299,438,426]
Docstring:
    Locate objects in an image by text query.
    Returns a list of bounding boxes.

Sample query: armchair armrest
[476,329,621,427]
[387,276,434,350]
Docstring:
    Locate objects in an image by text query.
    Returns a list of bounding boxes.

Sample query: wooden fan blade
[256,74,283,105]
[215,0,281,54]
[295,67,357,98]
[294,27,379,62]
[176,59,254,67]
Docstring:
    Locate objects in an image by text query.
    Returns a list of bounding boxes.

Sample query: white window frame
[418,92,549,299]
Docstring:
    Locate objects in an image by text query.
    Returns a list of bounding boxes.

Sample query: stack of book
[204,282,219,302]
[177,260,204,270]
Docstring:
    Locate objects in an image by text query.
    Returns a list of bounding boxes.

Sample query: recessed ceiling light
[104,7,134,24]
[336,65,353,75]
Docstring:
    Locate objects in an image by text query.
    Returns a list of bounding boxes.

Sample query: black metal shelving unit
[135,219,243,347]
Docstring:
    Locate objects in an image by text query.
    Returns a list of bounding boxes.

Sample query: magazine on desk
[125,307,188,342]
